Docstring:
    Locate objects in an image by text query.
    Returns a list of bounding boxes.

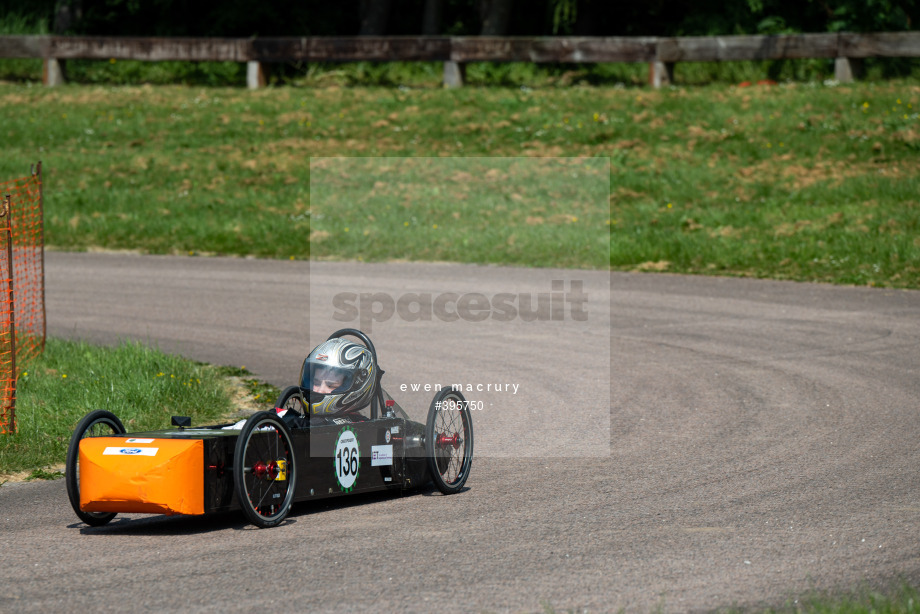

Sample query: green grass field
[0,80,917,286]
[0,338,276,477]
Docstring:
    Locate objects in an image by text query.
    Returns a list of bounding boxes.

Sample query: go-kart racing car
[65,329,473,528]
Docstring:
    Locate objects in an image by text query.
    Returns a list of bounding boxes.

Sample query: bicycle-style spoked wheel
[233,411,297,528]
[275,385,307,415]
[425,388,474,494]
[65,410,126,527]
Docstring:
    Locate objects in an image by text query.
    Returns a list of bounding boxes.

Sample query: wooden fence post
[43,58,65,87]
[834,57,863,82]
[650,61,674,88]
[247,61,266,89]
[443,60,465,88]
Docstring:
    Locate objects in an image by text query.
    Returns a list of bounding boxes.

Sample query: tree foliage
[0,0,916,36]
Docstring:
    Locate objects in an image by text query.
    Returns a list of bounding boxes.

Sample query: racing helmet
[299,337,376,415]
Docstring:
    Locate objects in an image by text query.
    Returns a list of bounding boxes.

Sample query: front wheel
[233,411,297,528]
[65,410,126,527]
[425,388,474,494]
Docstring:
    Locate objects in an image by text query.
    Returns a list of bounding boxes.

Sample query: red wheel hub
[436,433,460,449]
[252,461,279,480]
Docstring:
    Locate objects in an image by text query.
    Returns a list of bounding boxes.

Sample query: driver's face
[313,369,343,393]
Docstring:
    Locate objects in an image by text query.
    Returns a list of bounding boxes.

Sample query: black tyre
[425,388,474,494]
[65,410,126,527]
[233,411,297,528]
[275,385,307,415]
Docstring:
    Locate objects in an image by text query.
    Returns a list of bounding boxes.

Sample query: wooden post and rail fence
[1,32,918,89]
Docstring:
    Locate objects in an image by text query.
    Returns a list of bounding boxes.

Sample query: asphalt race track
[1,252,918,612]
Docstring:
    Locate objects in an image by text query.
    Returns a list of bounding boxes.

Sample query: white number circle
[334,428,360,491]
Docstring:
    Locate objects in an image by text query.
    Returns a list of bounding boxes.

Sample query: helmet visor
[300,362,354,395]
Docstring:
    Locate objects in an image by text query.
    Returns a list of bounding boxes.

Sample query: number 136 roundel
[334,427,360,492]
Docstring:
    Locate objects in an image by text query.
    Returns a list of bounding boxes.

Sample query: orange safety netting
[0,163,46,435]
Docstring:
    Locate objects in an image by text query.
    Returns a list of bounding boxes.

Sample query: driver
[298,337,376,416]
[311,366,345,394]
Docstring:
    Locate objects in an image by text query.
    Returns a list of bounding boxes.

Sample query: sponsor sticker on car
[103,447,159,456]
[371,444,393,466]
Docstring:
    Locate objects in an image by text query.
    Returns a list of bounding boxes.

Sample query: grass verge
[0,80,917,286]
[0,338,278,479]
[758,581,919,613]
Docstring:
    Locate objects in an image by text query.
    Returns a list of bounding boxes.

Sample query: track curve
[1,252,918,612]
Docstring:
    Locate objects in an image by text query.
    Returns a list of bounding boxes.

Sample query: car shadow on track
[70,512,251,536]
[70,483,469,535]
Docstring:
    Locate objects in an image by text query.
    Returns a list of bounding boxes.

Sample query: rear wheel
[275,385,306,415]
[425,388,474,494]
[233,411,297,528]
[65,410,125,527]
